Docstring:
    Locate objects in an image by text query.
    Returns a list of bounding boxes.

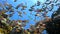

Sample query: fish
[22,20,29,23]
[35,9,43,12]
[9,9,14,13]
[54,0,58,3]
[30,5,34,8]
[16,3,23,9]
[29,9,33,11]
[31,5,35,8]
[35,13,40,16]
[21,5,27,10]
[42,12,47,17]
[37,1,40,6]
[22,6,27,8]
[30,6,34,9]
[47,5,53,11]
[46,0,49,1]
[30,5,35,9]
[5,4,13,11]
[56,3,60,6]
[17,11,23,17]
[3,1,13,10]
[4,2,10,6]
[14,0,17,2]
[18,14,22,17]
[17,11,22,15]
[8,12,14,17]
[8,14,13,17]
[45,1,51,5]
[29,6,35,11]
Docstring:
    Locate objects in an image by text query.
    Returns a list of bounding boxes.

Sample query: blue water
[0,0,59,29]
